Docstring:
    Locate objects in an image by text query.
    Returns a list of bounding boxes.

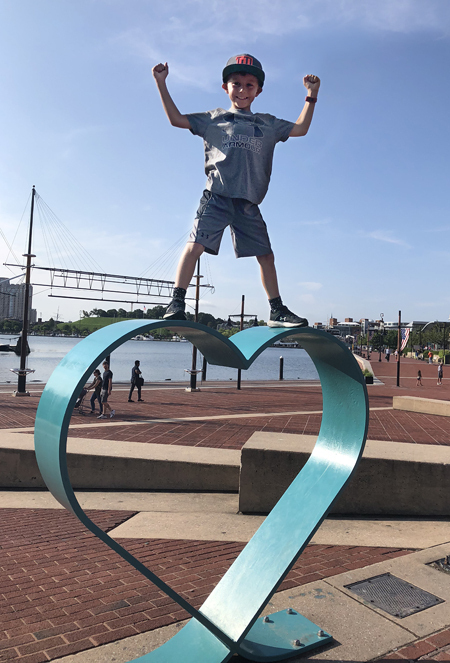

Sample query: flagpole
[396,310,401,387]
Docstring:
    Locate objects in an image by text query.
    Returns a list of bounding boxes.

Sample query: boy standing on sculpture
[152,54,320,327]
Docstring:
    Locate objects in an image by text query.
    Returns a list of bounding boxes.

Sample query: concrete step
[3,490,450,549]
[394,395,450,416]
[0,432,240,491]
[239,431,450,516]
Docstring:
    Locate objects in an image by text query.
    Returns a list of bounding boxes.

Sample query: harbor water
[0,334,319,385]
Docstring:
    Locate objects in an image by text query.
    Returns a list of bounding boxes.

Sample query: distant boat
[272,340,299,348]
[0,334,31,355]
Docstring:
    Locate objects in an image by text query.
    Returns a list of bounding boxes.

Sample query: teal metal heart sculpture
[34,321,368,662]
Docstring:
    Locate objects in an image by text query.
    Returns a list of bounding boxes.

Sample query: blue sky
[0,0,449,324]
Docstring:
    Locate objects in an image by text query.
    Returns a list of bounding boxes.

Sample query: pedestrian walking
[416,370,423,387]
[86,369,103,414]
[385,348,390,362]
[438,362,443,386]
[428,351,433,364]
[98,361,115,419]
[394,349,398,361]
[128,360,144,402]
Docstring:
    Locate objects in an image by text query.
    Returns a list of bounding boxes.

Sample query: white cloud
[112,0,450,68]
[106,0,450,93]
[295,218,332,227]
[299,281,323,291]
[299,293,315,303]
[368,230,411,249]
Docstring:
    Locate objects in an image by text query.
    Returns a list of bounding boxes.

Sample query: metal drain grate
[345,573,444,618]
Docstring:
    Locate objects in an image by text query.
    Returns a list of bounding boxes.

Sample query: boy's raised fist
[303,74,320,93]
[152,62,169,80]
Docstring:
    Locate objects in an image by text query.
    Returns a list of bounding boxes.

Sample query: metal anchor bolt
[318,629,325,637]
[287,608,295,614]
[263,616,270,623]
[293,639,301,647]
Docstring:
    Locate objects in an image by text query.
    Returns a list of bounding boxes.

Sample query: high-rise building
[0,278,35,325]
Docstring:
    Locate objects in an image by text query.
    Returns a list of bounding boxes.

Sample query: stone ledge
[393,395,450,417]
[239,431,450,516]
[0,433,240,491]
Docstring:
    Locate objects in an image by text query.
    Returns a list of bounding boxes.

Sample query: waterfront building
[0,277,36,325]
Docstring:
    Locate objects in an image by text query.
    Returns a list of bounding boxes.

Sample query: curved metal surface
[34,320,368,662]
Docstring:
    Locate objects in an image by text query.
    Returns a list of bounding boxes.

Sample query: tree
[145,305,165,319]
[370,331,383,352]
[219,328,238,338]
[152,327,172,339]
[198,312,217,328]
[81,310,90,318]
[385,330,399,349]
[117,308,127,318]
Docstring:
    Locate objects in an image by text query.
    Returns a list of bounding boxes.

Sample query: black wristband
[305,96,318,103]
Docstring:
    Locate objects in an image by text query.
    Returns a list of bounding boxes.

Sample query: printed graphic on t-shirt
[221,113,264,154]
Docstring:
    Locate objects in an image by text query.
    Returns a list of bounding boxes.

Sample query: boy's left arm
[289,75,320,137]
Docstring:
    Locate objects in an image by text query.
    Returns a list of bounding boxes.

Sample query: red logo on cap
[235,55,254,66]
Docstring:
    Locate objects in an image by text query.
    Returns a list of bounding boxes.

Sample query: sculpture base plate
[239,609,332,662]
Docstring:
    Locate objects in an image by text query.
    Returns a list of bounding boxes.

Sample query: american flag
[400,327,410,351]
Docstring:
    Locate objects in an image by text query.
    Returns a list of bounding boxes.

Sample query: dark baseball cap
[222,54,265,88]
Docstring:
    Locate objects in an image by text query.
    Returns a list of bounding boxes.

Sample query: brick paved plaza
[2,355,450,661]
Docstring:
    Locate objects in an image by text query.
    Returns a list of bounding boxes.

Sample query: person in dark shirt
[86,369,102,414]
[98,361,115,419]
[128,360,144,402]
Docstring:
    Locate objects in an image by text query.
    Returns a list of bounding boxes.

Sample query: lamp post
[443,321,447,358]
[378,313,384,362]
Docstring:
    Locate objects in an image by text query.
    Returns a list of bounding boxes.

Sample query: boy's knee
[257,252,275,265]
[186,242,205,257]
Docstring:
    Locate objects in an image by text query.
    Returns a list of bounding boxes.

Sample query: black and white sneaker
[268,306,308,328]
[163,299,186,320]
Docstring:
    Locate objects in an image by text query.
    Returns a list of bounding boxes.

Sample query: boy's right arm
[152,63,191,130]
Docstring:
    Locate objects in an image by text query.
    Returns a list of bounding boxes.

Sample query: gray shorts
[101,389,109,403]
[189,190,272,258]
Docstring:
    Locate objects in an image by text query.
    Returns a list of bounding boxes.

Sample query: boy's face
[222,73,262,111]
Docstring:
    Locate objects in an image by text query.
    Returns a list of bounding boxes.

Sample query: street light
[378,313,384,362]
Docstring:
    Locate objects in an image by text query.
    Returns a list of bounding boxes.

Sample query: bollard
[279,356,284,380]
[202,356,207,381]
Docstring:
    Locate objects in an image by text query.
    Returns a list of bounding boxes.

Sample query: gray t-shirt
[186,108,295,205]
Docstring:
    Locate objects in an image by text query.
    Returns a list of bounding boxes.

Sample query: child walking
[152,54,320,327]
[416,370,423,387]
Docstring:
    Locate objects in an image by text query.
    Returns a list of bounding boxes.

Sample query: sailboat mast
[16,185,36,395]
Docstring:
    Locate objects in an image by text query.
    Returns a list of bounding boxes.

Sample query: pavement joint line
[0,406,394,435]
